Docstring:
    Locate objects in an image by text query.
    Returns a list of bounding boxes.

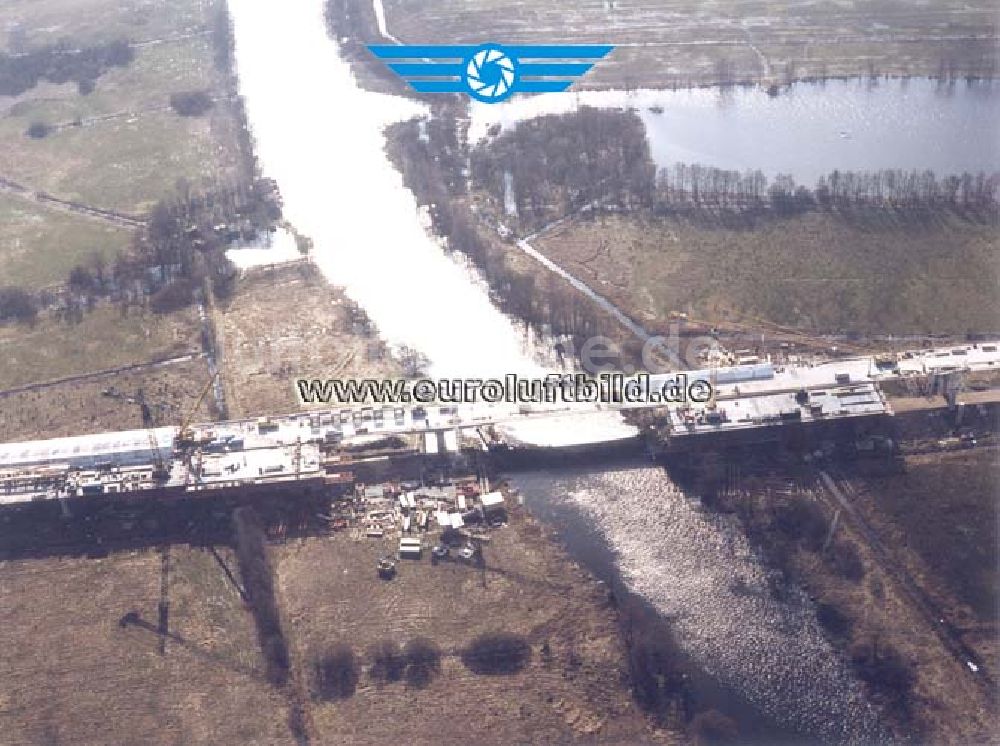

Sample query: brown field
[0,502,663,744]
[0,356,215,443]
[275,502,661,745]
[854,448,1000,669]
[0,300,206,443]
[719,465,997,741]
[216,262,405,419]
[0,545,292,745]
[532,211,1000,336]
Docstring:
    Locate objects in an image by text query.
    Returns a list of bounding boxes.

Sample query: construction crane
[101,386,173,479]
[176,371,220,448]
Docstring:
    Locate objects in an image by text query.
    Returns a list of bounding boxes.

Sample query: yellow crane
[176,371,220,448]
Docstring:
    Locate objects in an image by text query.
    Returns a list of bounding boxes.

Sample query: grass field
[0,0,239,286]
[0,35,225,214]
[381,0,998,87]
[0,305,199,391]
[863,449,999,626]
[275,505,655,744]
[0,0,211,52]
[0,193,132,287]
[533,210,1000,336]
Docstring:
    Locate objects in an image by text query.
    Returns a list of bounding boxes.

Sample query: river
[513,463,887,742]
[227,1,924,738]
[227,0,543,381]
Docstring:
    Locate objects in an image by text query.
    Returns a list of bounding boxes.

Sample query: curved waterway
[228,0,543,380]
[229,2,888,737]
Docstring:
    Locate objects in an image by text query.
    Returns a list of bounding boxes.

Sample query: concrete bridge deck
[1,341,998,506]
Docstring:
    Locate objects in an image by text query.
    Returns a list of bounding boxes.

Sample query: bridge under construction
[2,341,998,512]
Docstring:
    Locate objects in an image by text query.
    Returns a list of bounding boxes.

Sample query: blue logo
[367,43,614,103]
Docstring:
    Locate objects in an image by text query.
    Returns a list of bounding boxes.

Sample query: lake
[471,78,1000,186]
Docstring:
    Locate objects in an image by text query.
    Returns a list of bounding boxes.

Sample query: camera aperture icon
[464,45,518,103]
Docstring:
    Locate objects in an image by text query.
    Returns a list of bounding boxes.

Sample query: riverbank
[685,442,999,742]
[514,463,889,742]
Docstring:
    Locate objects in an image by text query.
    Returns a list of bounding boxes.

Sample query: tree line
[107,178,282,313]
[0,177,283,328]
[0,38,133,97]
[654,164,1000,215]
[472,108,998,225]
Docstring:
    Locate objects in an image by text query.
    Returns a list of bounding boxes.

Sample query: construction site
[2,339,997,547]
[2,328,997,743]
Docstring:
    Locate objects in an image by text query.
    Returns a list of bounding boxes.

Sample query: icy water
[228,0,544,380]
[471,78,1000,185]
[230,1,890,736]
[514,463,888,742]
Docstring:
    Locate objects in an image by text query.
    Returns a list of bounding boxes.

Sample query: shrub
[0,286,39,323]
[169,90,214,117]
[313,644,359,700]
[403,637,441,688]
[461,632,532,675]
[628,633,686,713]
[850,639,915,715]
[68,264,97,294]
[369,640,406,683]
[816,602,853,640]
[688,709,740,744]
[827,540,865,581]
[773,499,828,550]
[150,278,195,313]
[26,121,51,139]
